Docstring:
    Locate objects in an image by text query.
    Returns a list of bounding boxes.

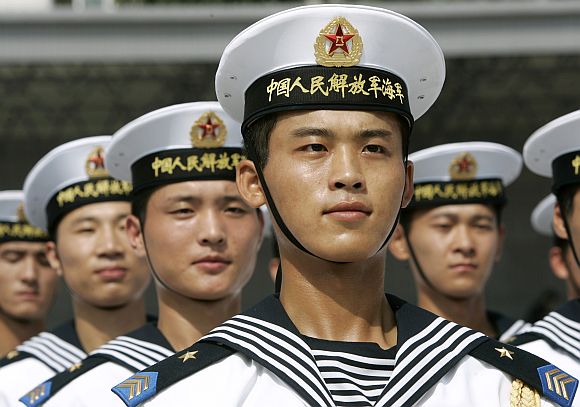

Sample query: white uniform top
[113,295,578,407]
[0,321,86,407]
[18,324,174,407]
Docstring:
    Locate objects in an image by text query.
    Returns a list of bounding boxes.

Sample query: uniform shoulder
[470,337,578,407]
[0,349,31,368]
[112,341,235,407]
[19,356,109,407]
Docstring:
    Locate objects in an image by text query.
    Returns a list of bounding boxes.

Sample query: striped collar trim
[498,319,531,342]
[16,331,87,372]
[201,295,486,407]
[524,311,580,359]
[90,324,174,372]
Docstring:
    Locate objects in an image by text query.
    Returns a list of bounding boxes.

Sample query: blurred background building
[1,0,579,326]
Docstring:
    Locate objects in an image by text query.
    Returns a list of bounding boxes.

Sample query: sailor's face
[263,110,412,262]
[0,241,57,321]
[405,204,502,299]
[49,202,151,308]
[141,181,262,301]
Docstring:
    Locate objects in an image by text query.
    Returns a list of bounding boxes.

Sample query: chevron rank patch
[112,371,158,407]
[19,381,52,407]
[537,364,578,407]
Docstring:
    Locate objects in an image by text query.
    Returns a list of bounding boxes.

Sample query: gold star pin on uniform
[495,347,514,360]
[6,350,19,359]
[68,362,82,372]
[178,350,198,363]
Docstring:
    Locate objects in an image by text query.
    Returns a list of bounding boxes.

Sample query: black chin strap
[556,196,580,269]
[249,147,407,292]
[402,230,440,293]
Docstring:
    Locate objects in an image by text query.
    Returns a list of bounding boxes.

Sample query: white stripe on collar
[498,319,531,342]
[17,333,86,372]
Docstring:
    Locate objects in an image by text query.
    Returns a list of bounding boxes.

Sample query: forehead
[272,109,403,137]
[415,203,497,220]
[150,180,241,202]
[61,201,131,224]
[0,241,46,253]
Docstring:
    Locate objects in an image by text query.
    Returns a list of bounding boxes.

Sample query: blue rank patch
[19,381,52,407]
[112,371,158,407]
[538,364,578,407]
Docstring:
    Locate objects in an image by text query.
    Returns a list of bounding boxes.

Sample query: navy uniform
[0,137,132,406]
[399,142,530,342]
[18,102,267,407]
[114,5,577,407]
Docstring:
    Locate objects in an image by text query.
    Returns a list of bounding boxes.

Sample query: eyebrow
[291,127,393,140]
[70,213,129,226]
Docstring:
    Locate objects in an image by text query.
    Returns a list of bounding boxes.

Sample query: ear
[548,246,570,281]
[553,202,569,240]
[45,241,63,277]
[237,159,266,209]
[401,160,414,209]
[495,224,506,262]
[126,215,146,257]
[388,224,411,261]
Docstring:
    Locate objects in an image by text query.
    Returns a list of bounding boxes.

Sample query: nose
[20,255,39,285]
[197,210,226,246]
[453,225,476,257]
[328,146,366,192]
[97,224,125,259]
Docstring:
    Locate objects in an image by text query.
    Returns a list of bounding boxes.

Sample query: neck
[0,313,45,357]
[417,288,496,337]
[73,298,147,353]
[279,248,396,350]
[156,287,242,352]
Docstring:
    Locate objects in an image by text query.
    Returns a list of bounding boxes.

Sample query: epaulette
[0,349,31,368]
[112,341,235,407]
[18,356,108,407]
[470,337,578,407]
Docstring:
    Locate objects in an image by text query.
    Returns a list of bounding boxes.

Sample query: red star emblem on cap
[457,156,473,173]
[324,24,354,55]
[89,150,105,169]
[198,117,220,139]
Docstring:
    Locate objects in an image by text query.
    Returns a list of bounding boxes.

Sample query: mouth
[449,263,477,273]
[192,256,232,273]
[323,201,372,222]
[16,291,40,300]
[95,266,128,282]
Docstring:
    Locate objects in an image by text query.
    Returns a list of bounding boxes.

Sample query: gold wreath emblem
[85,146,109,179]
[190,111,227,148]
[314,16,363,67]
[449,152,478,181]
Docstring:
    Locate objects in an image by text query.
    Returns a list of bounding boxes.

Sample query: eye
[432,223,452,232]
[303,144,327,153]
[36,253,50,267]
[363,144,386,154]
[1,252,23,263]
[225,206,247,215]
[474,223,494,231]
[171,208,194,216]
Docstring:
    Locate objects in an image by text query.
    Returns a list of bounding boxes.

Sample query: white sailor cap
[106,102,245,194]
[408,142,522,208]
[0,190,47,243]
[215,4,445,134]
[523,110,580,194]
[531,194,556,237]
[23,136,132,233]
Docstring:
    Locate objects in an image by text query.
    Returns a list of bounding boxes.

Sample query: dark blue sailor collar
[0,320,87,373]
[512,299,579,360]
[201,294,487,407]
[487,310,530,342]
[90,323,175,372]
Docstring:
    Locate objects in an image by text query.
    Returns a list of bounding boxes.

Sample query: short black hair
[131,186,159,228]
[243,111,411,170]
[399,204,504,232]
[556,184,580,217]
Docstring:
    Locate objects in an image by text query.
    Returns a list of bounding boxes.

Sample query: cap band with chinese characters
[0,191,48,243]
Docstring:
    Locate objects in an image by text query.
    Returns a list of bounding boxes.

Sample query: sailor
[0,137,151,406]
[388,142,530,341]
[114,5,577,407]
[18,102,265,407]
[0,191,57,358]
[506,111,580,378]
